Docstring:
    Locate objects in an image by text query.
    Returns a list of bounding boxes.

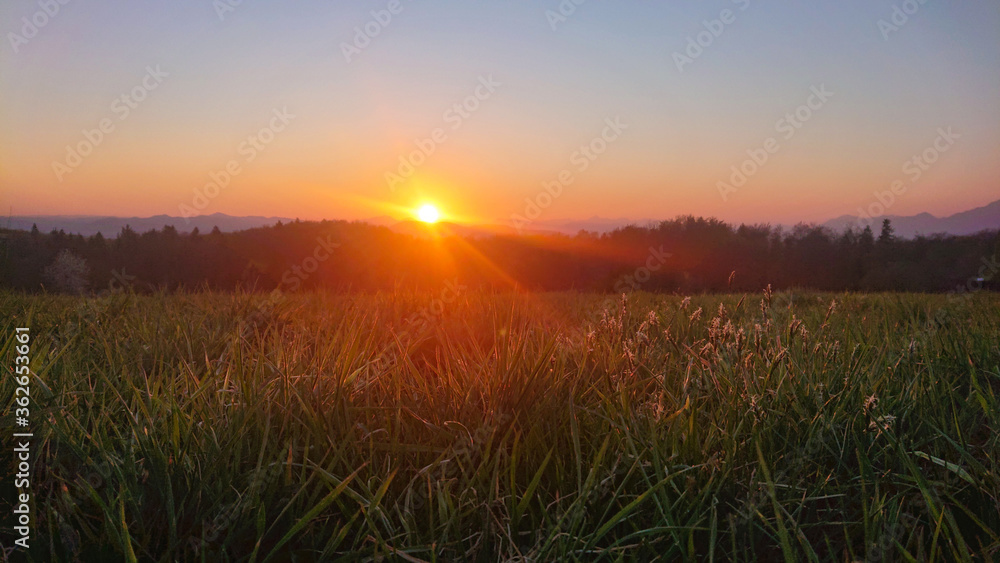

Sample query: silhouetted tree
[0,218,996,294]
[878,219,895,244]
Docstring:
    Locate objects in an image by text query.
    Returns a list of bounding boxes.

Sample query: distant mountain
[360,215,399,228]
[388,221,522,239]
[530,216,661,234]
[378,216,658,236]
[2,213,293,237]
[7,199,997,240]
[824,199,1000,238]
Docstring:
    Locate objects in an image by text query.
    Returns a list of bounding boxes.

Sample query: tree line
[1,217,997,294]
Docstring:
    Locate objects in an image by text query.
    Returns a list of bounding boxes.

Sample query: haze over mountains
[6,200,999,238]
[2,213,292,237]
[823,199,1000,238]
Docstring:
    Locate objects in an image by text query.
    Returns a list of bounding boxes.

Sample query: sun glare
[417,204,441,224]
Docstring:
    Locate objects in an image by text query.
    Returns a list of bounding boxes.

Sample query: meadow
[1,289,998,561]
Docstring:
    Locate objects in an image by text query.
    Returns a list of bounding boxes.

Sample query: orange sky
[2,2,998,226]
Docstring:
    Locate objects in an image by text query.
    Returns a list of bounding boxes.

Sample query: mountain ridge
[823,199,1000,238]
[5,199,997,238]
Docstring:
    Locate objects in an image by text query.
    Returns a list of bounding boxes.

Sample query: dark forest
[2,217,997,295]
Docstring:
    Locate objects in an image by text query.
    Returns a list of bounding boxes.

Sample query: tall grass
[1,289,998,561]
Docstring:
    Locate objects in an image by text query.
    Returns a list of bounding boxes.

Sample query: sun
[416,203,441,224]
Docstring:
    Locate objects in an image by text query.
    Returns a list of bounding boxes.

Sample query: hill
[824,199,1000,238]
[2,212,293,237]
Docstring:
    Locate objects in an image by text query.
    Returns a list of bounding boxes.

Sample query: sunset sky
[2,1,998,226]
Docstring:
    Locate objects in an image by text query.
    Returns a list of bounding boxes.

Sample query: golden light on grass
[416,203,441,224]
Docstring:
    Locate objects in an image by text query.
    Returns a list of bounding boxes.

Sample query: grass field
[2,289,999,561]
